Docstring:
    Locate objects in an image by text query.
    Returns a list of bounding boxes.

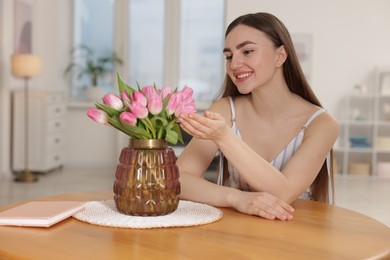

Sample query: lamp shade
[11,54,42,78]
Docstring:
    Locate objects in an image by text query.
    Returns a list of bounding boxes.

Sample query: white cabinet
[12,89,67,172]
[334,70,390,178]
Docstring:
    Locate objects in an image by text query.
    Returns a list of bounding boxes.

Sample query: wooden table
[0,191,389,259]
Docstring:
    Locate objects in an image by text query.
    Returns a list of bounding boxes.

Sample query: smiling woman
[176,12,339,221]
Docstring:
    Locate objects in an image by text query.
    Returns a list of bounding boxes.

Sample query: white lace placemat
[73,200,223,229]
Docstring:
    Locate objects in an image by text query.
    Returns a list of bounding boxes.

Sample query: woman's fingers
[237,192,294,221]
[179,118,196,136]
[258,203,294,220]
[204,111,222,120]
[260,194,294,220]
[179,112,224,140]
[256,208,276,220]
[253,203,292,220]
[179,114,210,138]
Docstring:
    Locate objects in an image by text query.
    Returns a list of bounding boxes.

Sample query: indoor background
[0,0,389,227]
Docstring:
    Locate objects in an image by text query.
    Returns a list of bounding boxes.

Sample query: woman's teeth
[236,72,252,79]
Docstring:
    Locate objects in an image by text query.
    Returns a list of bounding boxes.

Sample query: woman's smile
[234,71,253,83]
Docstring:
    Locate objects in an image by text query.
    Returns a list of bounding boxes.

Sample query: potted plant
[64,45,123,101]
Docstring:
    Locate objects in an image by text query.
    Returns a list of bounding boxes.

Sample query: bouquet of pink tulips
[87,73,197,145]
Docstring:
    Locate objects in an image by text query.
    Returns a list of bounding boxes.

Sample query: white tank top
[217,97,333,203]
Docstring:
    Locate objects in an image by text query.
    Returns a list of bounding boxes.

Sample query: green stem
[142,117,156,139]
[166,118,177,130]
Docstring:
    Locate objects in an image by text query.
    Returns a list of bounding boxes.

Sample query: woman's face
[223,25,285,94]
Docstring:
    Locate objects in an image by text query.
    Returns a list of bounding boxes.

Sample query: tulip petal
[87,108,109,125]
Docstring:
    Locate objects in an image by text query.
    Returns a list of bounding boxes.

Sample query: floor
[1,167,389,228]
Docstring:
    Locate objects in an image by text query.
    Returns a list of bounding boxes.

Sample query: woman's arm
[177,140,294,220]
[176,99,294,220]
[179,110,339,203]
[179,171,294,220]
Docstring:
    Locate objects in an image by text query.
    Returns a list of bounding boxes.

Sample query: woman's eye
[243,50,254,55]
[225,55,232,61]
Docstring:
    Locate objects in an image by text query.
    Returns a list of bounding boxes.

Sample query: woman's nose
[229,55,243,70]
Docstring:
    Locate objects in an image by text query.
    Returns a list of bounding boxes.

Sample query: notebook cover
[0,201,85,227]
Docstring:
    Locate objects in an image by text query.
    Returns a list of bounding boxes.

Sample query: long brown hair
[218,12,334,203]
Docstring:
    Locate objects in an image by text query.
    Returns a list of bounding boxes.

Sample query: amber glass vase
[113,139,181,216]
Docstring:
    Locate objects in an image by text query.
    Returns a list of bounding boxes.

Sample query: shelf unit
[334,70,390,178]
[12,88,67,173]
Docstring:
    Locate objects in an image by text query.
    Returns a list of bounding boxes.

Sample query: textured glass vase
[114,139,181,216]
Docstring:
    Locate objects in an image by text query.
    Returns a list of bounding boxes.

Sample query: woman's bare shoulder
[306,110,340,140]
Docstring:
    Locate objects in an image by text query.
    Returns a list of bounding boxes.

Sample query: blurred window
[71,0,225,102]
[179,0,225,101]
[71,0,115,97]
[128,0,164,87]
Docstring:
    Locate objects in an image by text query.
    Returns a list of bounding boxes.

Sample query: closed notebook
[0,201,85,227]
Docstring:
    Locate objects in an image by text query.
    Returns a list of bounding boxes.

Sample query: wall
[66,104,122,168]
[0,0,8,177]
[35,0,71,90]
[0,0,15,178]
[226,0,390,115]
[0,0,70,177]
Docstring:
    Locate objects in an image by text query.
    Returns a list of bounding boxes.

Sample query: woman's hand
[230,191,295,220]
[179,111,230,142]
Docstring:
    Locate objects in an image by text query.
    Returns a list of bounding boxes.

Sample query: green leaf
[107,117,131,136]
[117,72,134,95]
[151,116,168,127]
[166,118,178,130]
[107,116,151,139]
[165,129,178,145]
[95,102,120,117]
[121,121,152,139]
[64,45,123,87]
[140,118,156,139]
[157,127,164,139]
[171,123,184,144]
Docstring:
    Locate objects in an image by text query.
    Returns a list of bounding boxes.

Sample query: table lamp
[11,54,42,182]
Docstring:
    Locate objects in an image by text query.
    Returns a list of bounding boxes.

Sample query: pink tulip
[166,92,182,116]
[120,91,132,108]
[119,112,137,126]
[158,86,173,99]
[176,102,197,116]
[147,93,163,115]
[129,101,148,119]
[180,86,194,102]
[165,87,197,117]
[87,108,109,124]
[175,86,197,116]
[102,93,123,110]
[132,90,147,106]
[141,85,157,101]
